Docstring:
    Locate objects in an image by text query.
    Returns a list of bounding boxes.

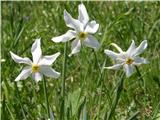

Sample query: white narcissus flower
[104,40,149,77]
[10,38,61,82]
[51,3,100,56]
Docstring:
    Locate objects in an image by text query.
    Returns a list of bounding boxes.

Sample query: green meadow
[1,1,160,120]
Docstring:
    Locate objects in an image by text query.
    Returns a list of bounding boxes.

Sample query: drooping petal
[51,30,76,43]
[85,21,99,34]
[10,51,32,65]
[126,40,136,56]
[40,66,60,78]
[84,35,99,50]
[124,64,135,77]
[39,52,60,66]
[134,40,147,56]
[104,64,122,70]
[32,72,42,82]
[78,3,89,26]
[69,39,81,56]
[104,49,120,60]
[64,10,83,31]
[110,43,124,53]
[133,57,149,65]
[15,66,32,81]
[31,38,42,64]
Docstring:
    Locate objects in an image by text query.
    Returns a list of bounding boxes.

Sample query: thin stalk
[106,72,125,120]
[61,42,68,120]
[43,76,50,118]
[135,66,145,90]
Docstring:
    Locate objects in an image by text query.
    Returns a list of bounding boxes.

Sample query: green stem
[106,72,125,120]
[135,66,144,82]
[61,42,68,120]
[135,66,145,89]
[43,77,50,118]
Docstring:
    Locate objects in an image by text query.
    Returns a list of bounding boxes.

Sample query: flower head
[51,3,100,56]
[10,38,61,82]
[104,40,148,77]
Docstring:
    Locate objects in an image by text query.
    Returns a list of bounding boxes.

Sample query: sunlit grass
[1,1,160,120]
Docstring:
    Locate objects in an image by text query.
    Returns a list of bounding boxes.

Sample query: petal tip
[56,52,61,57]
[15,79,19,82]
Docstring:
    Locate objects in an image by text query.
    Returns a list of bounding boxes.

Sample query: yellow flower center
[78,32,88,40]
[32,64,40,73]
[125,58,134,65]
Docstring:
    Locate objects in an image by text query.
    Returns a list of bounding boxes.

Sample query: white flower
[104,40,149,77]
[10,38,61,82]
[51,3,100,56]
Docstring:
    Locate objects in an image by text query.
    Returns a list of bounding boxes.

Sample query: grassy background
[1,1,160,120]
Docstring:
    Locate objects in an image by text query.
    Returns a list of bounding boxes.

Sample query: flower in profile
[104,40,149,77]
[51,3,99,56]
[10,38,61,82]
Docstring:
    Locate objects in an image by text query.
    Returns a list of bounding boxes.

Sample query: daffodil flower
[10,38,61,82]
[51,3,99,56]
[104,40,149,77]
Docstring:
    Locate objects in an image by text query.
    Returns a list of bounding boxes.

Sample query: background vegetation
[1,1,160,120]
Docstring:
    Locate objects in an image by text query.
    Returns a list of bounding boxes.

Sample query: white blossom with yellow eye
[10,39,61,82]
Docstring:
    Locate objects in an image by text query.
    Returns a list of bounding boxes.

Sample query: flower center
[125,58,134,65]
[32,64,40,73]
[78,32,88,40]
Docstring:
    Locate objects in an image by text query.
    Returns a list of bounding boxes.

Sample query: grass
[1,1,160,120]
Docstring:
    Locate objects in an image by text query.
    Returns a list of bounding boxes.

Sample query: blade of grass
[61,42,68,120]
[14,82,27,120]
[105,72,125,120]
[5,103,15,120]
[43,76,50,118]
[127,111,140,120]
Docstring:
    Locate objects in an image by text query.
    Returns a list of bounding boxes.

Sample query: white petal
[133,57,149,65]
[39,52,60,66]
[69,39,81,56]
[116,57,126,63]
[78,3,89,26]
[10,51,32,65]
[126,40,136,55]
[110,43,124,53]
[40,66,60,79]
[84,35,99,50]
[85,21,99,34]
[104,64,122,70]
[15,66,32,81]
[32,72,42,82]
[104,49,120,60]
[31,38,42,64]
[124,64,134,77]
[64,10,83,31]
[134,40,147,56]
[51,30,76,43]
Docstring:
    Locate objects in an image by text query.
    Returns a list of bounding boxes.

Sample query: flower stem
[43,76,50,118]
[106,72,125,120]
[135,66,146,93]
[61,42,68,120]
